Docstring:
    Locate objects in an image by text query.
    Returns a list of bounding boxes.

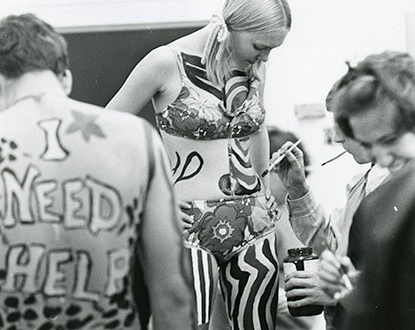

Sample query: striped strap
[224,70,250,115]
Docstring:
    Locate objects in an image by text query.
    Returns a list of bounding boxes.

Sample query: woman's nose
[259,50,271,62]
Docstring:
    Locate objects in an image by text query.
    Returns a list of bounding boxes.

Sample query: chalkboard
[63,25,202,126]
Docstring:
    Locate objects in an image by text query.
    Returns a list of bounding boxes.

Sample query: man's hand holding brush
[318,249,359,301]
[268,139,310,199]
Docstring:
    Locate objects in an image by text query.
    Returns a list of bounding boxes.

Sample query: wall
[264,0,408,210]
[0,0,223,30]
[1,0,412,210]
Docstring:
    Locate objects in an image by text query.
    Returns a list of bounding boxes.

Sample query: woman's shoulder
[146,45,176,64]
[140,45,180,76]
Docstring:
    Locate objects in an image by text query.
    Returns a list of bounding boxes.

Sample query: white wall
[266,0,407,128]
[0,0,223,30]
[0,0,412,210]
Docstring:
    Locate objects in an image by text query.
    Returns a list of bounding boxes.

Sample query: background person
[106,1,292,329]
[0,13,194,330]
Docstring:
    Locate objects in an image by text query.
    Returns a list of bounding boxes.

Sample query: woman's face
[228,29,288,68]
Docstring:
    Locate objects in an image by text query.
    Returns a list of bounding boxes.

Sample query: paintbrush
[320,238,353,292]
[261,138,302,177]
[321,150,347,167]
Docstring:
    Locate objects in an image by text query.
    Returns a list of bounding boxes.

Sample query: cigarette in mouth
[321,150,347,167]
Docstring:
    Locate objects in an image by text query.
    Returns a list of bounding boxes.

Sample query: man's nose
[333,129,345,143]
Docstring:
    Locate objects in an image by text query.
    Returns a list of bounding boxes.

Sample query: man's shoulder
[349,162,415,268]
[369,162,415,201]
[59,98,160,151]
[366,164,390,193]
[357,162,415,226]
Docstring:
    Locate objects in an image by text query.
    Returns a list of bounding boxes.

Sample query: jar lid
[287,247,313,257]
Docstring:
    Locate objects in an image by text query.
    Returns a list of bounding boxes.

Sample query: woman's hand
[285,270,337,307]
[318,250,359,301]
[179,201,194,230]
[265,189,280,220]
[271,141,309,199]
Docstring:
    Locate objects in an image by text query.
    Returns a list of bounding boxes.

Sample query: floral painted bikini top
[155,49,266,140]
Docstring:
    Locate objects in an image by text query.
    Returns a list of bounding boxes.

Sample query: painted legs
[190,233,279,330]
[220,233,279,330]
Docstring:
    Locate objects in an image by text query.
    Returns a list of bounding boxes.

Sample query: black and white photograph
[0,1,415,329]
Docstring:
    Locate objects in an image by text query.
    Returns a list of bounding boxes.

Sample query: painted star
[66,110,106,142]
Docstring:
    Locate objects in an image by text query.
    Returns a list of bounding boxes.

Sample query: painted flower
[189,203,247,257]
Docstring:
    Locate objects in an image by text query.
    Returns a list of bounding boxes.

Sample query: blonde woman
[107,1,291,328]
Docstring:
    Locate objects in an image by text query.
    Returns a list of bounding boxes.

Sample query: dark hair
[267,126,311,176]
[325,79,341,112]
[332,51,415,138]
[0,13,69,79]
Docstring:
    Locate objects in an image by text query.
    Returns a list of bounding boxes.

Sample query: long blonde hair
[203,0,291,86]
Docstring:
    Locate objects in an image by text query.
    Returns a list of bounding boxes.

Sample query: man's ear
[59,69,73,95]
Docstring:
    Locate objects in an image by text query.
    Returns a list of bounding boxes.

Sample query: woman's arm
[106,46,177,115]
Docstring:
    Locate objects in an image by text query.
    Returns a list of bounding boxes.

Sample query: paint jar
[283,247,324,317]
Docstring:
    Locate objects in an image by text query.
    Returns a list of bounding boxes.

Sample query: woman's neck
[173,24,212,56]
